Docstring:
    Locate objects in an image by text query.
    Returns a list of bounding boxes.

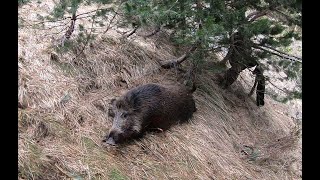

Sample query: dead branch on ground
[161,45,198,69]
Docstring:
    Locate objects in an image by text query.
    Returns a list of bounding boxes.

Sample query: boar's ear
[107,98,116,117]
[108,107,115,117]
[127,92,141,109]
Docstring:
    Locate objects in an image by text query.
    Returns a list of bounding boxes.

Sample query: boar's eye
[122,112,128,118]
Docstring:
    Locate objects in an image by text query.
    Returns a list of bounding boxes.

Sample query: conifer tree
[32,0,302,105]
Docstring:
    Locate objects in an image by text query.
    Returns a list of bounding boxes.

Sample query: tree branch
[26,16,71,26]
[65,13,76,40]
[124,26,139,38]
[247,10,269,22]
[57,13,76,46]
[161,45,198,69]
[239,73,290,96]
[102,2,123,34]
[261,44,302,61]
[72,15,95,61]
[265,78,290,94]
[253,44,302,63]
[273,9,301,26]
[76,8,103,18]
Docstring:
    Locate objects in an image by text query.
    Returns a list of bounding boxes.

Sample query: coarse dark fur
[103,83,196,145]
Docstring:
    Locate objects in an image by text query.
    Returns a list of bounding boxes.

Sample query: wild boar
[103,83,196,145]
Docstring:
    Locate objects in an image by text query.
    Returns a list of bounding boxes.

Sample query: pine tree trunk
[221,32,258,88]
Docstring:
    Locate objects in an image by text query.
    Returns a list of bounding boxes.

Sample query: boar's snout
[103,129,124,146]
[105,137,116,145]
[102,135,117,146]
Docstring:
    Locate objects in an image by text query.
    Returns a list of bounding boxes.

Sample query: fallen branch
[125,26,139,38]
[160,45,198,69]
[142,26,161,38]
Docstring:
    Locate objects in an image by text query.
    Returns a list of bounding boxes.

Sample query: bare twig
[26,16,71,26]
[239,73,290,96]
[125,26,139,38]
[75,14,98,20]
[72,15,95,61]
[44,25,69,38]
[44,20,71,30]
[265,78,290,94]
[76,8,106,18]
[26,20,71,31]
[102,12,117,34]
[102,2,123,34]
[73,7,120,21]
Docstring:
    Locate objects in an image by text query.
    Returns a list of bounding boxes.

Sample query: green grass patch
[109,169,128,180]
[81,136,97,150]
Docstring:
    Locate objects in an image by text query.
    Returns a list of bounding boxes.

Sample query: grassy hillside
[18,1,301,179]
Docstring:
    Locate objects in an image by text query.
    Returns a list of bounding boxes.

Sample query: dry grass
[18,1,301,179]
